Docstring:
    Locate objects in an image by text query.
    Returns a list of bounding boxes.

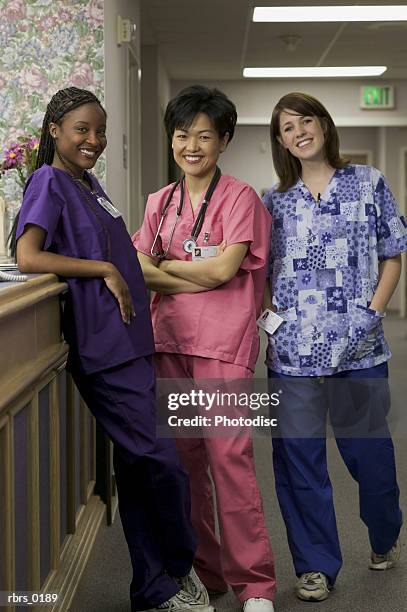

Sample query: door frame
[126,43,143,234]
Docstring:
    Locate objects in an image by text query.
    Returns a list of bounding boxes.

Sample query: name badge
[192,245,219,261]
[256,309,284,335]
[96,196,122,218]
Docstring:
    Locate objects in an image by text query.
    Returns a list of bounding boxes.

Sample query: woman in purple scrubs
[12,87,210,612]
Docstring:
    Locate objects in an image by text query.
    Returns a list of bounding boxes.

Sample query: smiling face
[278,109,326,164]
[171,112,228,181]
[49,102,107,177]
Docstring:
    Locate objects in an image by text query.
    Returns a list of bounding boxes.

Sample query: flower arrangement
[0,133,40,189]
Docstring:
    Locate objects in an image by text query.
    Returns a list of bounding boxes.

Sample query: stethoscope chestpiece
[183,237,197,254]
[151,167,222,258]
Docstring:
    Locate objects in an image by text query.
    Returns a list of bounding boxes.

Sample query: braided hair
[9,87,105,258]
[36,87,106,168]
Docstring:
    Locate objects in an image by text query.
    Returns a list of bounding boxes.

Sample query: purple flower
[355,327,366,339]
[1,132,40,187]
[3,143,24,167]
[326,330,338,342]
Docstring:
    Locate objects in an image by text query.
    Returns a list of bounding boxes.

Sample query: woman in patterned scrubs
[263,92,407,603]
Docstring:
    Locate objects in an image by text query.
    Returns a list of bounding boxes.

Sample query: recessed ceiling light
[243,67,387,78]
[253,6,407,23]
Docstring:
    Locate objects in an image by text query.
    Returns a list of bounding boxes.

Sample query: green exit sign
[361,86,395,109]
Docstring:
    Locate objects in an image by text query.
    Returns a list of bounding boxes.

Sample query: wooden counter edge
[0,274,67,317]
[0,343,69,415]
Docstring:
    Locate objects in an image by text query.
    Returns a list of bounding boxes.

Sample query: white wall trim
[237,116,407,127]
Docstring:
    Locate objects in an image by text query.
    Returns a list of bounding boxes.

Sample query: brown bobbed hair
[270,92,348,192]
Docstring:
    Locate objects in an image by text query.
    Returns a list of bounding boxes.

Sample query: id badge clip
[256,309,284,335]
[96,196,122,219]
[192,245,218,261]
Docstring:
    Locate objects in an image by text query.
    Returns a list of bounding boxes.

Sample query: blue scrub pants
[70,355,197,611]
[269,362,402,585]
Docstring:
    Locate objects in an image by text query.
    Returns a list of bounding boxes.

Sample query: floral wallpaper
[0,0,105,220]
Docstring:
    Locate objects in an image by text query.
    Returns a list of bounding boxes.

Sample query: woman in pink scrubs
[134,85,276,612]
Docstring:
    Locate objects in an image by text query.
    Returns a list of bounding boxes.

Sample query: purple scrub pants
[70,355,197,611]
[269,362,402,585]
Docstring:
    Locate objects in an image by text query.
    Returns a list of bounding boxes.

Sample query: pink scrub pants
[155,353,276,603]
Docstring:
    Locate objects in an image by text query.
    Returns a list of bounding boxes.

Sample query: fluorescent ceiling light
[253,5,407,22]
[243,66,387,78]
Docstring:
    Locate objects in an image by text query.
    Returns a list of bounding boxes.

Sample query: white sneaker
[175,568,211,607]
[143,589,210,612]
[295,572,330,602]
[370,537,401,570]
[243,598,275,612]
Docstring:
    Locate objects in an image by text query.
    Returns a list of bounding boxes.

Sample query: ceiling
[140,0,407,80]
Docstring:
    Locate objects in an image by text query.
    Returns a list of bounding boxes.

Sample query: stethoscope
[150,166,221,258]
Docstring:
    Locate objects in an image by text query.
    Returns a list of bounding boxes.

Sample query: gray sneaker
[175,567,210,607]
[370,537,401,570]
[295,572,330,602]
[144,589,211,612]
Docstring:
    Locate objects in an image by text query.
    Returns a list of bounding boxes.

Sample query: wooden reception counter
[0,275,105,611]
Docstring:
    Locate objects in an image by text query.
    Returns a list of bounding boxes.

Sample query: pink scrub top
[133,174,271,372]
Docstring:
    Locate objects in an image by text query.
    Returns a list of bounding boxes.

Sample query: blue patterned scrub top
[263,164,407,376]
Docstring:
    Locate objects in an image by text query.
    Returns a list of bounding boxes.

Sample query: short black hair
[164,85,237,143]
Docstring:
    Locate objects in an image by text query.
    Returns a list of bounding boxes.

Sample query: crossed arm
[137,242,249,295]
[17,225,135,324]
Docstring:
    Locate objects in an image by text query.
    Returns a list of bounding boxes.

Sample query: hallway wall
[103,0,142,228]
[172,78,407,126]
[140,45,171,204]
[220,125,380,196]
[171,78,407,203]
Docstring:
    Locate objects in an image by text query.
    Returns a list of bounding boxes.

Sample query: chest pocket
[154,207,186,258]
[200,220,223,246]
[269,307,300,368]
[68,205,107,260]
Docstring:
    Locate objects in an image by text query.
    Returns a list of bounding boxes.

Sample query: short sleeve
[262,188,274,215]
[16,170,63,250]
[262,189,275,273]
[224,185,271,271]
[374,171,407,260]
[132,194,160,260]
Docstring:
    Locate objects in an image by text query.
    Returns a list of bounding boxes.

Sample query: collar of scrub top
[73,173,113,261]
[150,166,222,259]
[54,148,113,261]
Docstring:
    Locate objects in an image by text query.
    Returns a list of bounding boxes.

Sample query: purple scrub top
[16,164,155,374]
